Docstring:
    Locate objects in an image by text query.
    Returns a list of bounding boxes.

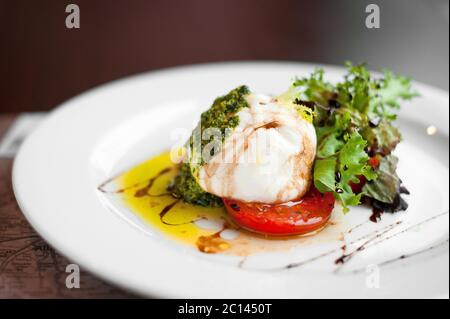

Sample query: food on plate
[169,62,417,235]
[197,88,316,204]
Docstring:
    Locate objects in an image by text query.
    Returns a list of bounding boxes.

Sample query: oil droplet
[196,233,230,253]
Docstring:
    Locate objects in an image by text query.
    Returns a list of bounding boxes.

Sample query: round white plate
[13,62,449,298]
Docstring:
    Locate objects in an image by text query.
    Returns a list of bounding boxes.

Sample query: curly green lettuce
[291,62,418,211]
[314,132,377,211]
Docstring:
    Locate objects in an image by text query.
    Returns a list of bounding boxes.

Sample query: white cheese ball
[198,93,317,204]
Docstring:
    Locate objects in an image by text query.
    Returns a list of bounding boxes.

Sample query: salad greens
[361,154,401,204]
[290,62,417,211]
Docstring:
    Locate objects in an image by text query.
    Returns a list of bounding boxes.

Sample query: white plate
[13,62,449,298]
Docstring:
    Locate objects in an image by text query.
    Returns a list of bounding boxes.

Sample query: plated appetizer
[99,62,418,254]
[169,62,417,236]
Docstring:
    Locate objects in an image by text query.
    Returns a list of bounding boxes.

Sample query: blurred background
[0,0,448,113]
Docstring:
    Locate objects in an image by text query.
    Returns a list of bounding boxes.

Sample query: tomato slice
[223,187,335,236]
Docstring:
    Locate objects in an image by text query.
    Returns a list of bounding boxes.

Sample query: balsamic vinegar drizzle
[268,211,449,272]
[134,167,173,197]
[346,221,369,234]
[274,221,403,270]
[333,221,402,271]
[97,167,174,195]
[362,210,449,251]
[157,199,205,226]
[369,209,383,223]
[347,239,449,275]
[158,199,182,225]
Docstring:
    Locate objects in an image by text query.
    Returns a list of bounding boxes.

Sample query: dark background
[0,0,448,113]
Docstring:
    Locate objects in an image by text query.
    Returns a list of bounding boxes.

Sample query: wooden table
[0,114,135,298]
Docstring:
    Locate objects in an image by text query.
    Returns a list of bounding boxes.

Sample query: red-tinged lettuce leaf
[314,132,377,212]
[361,119,402,155]
[362,154,401,204]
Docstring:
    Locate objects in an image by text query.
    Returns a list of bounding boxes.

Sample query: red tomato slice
[223,187,335,236]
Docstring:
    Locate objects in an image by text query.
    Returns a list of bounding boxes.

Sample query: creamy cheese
[198,93,317,203]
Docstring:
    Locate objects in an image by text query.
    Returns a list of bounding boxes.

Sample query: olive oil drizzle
[97,165,206,226]
[348,238,449,274]
[134,167,173,197]
[97,167,174,195]
[99,159,234,253]
[157,199,204,226]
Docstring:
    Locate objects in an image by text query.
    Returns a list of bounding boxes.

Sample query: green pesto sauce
[171,163,223,207]
[171,85,251,206]
[200,85,250,134]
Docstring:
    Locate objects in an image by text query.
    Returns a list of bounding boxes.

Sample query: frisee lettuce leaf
[277,85,315,123]
[335,132,377,209]
[316,132,345,158]
[371,70,419,120]
[362,155,400,204]
[314,132,377,212]
[292,69,334,106]
[361,119,402,156]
